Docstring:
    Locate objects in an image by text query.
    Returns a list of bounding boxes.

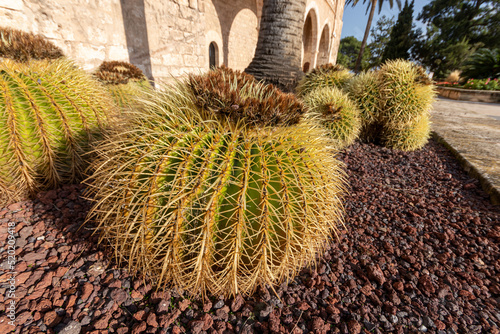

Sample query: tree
[337,36,371,70]
[367,15,395,68]
[418,0,500,48]
[245,0,306,91]
[413,0,500,78]
[346,0,401,73]
[381,0,415,62]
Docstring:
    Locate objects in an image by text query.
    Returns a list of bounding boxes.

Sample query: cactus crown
[412,63,433,86]
[308,63,347,76]
[0,27,64,62]
[188,66,305,128]
[95,61,147,85]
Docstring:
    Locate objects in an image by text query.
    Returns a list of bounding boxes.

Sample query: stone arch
[302,6,319,71]
[208,0,258,68]
[206,30,223,69]
[228,8,259,70]
[317,23,330,66]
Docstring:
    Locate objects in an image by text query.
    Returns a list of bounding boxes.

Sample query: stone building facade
[0,0,345,84]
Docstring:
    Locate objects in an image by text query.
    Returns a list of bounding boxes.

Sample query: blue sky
[341,0,433,42]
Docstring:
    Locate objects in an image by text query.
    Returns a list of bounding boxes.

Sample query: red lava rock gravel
[0,138,499,334]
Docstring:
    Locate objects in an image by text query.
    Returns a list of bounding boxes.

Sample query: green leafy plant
[302,86,361,149]
[0,27,64,62]
[0,59,115,206]
[86,67,347,298]
[461,48,500,80]
[296,64,353,97]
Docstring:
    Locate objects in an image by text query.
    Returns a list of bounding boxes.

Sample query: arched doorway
[317,25,330,66]
[209,42,219,68]
[302,9,318,70]
[228,8,259,70]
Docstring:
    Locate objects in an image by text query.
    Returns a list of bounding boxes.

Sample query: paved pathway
[431,97,500,204]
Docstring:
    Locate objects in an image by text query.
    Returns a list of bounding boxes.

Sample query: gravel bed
[0,138,499,334]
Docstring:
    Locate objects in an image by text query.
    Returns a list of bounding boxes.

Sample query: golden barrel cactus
[0,27,64,62]
[0,59,114,206]
[379,59,436,127]
[86,67,347,297]
[296,64,353,97]
[94,60,151,108]
[345,71,384,143]
[302,86,361,149]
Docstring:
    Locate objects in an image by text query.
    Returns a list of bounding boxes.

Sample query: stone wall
[0,0,345,84]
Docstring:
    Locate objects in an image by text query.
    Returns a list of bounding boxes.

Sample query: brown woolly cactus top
[412,64,433,86]
[95,61,147,85]
[188,66,305,128]
[308,63,347,76]
[322,104,343,121]
[0,27,64,62]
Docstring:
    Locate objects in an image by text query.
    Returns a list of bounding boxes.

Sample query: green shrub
[461,48,500,80]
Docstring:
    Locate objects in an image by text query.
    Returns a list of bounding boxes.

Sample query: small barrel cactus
[0,59,114,206]
[378,59,436,127]
[382,113,431,151]
[296,64,353,97]
[94,60,151,107]
[302,87,361,149]
[0,27,64,62]
[86,67,347,297]
[345,71,384,143]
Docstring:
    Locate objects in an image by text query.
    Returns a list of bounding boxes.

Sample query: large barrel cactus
[0,59,114,206]
[302,86,361,149]
[94,60,151,107]
[86,67,346,297]
[296,64,353,97]
[0,27,64,62]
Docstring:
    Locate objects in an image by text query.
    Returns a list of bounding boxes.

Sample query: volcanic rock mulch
[0,138,499,334]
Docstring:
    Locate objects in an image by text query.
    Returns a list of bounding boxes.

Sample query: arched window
[209,42,218,69]
[303,62,310,73]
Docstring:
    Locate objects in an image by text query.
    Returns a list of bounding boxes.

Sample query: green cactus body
[0,58,114,206]
[379,59,436,127]
[302,86,361,149]
[87,78,346,297]
[345,71,384,142]
[382,113,431,151]
[296,64,353,97]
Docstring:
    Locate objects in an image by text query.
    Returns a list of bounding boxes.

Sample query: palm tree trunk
[245,0,306,92]
[354,0,377,72]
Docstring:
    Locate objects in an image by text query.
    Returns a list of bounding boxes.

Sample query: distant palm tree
[346,0,401,72]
